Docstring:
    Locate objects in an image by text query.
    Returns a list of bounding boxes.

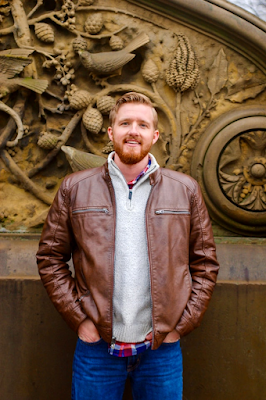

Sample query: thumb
[145,331,153,341]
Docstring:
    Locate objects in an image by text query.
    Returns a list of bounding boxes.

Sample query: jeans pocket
[78,337,103,346]
[161,339,180,346]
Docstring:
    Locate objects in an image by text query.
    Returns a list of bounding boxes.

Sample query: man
[36,92,219,400]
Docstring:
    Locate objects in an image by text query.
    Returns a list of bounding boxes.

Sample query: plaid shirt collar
[127,157,151,189]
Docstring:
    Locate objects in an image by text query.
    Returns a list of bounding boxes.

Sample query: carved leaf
[219,139,241,169]
[219,170,240,183]
[226,84,266,103]
[240,186,266,211]
[0,48,34,78]
[207,48,228,95]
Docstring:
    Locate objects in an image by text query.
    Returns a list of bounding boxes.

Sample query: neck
[113,153,149,182]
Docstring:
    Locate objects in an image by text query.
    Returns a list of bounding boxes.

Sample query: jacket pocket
[155,209,190,215]
[72,207,109,215]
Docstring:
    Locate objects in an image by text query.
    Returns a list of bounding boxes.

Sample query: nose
[129,121,139,135]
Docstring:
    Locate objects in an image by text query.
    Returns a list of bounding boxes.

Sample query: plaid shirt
[127,157,151,189]
[109,338,152,357]
[108,158,152,357]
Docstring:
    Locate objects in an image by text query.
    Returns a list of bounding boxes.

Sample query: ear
[107,126,113,141]
[152,130,159,145]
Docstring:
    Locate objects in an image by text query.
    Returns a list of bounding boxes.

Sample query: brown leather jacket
[37,162,219,350]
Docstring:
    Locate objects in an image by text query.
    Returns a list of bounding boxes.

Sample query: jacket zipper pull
[128,190,132,200]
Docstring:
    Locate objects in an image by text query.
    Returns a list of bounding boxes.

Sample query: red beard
[112,136,153,165]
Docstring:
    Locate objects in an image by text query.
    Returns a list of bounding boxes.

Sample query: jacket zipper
[105,172,117,347]
[155,209,190,215]
[78,290,90,302]
[145,183,156,348]
[72,207,109,214]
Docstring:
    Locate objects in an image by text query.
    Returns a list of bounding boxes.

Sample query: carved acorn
[109,35,124,51]
[142,59,159,83]
[82,107,103,134]
[69,90,92,110]
[84,13,103,34]
[96,96,115,115]
[72,37,88,52]
[37,132,59,149]
[34,23,54,43]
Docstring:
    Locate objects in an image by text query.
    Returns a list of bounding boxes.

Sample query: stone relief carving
[191,109,266,236]
[0,0,265,232]
[219,130,266,211]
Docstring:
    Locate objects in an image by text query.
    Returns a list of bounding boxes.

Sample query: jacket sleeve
[36,178,87,332]
[175,181,219,337]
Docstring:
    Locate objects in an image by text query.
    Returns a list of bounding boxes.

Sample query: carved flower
[219,130,266,210]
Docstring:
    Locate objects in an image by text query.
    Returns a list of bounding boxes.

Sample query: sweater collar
[107,152,159,186]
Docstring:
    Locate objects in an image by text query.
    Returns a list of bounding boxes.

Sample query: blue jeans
[72,338,183,400]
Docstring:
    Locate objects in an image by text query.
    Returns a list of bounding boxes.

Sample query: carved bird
[61,145,106,172]
[79,32,149,75]
[0,48,48,99]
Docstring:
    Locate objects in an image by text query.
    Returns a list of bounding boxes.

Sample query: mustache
[122,135,142,144]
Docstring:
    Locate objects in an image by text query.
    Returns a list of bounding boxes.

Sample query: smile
[123,138,141,147]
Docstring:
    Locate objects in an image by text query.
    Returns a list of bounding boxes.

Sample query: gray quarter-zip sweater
[108,152,159,342]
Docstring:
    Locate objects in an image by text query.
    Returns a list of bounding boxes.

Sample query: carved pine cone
[109,35,124,50]
[34,23,54,43]
[165,34,199,92]
[102,141,114,154]
[142,59,159,83]
[69,90,92,110]
[84,13,103,34]
[97,96,115,115]
[83,107,103,134]
[72,37,88,52]
[37,132,59,149]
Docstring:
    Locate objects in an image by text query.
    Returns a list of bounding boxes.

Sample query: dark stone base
[1,279,266,400]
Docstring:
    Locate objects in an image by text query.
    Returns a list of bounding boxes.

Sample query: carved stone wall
[0,0,266,236]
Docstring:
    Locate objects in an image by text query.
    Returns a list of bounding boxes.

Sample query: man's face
[108,103,159,165]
